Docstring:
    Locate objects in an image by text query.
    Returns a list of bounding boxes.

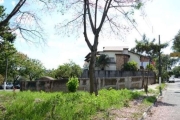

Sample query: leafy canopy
[172,30,180,52]
[122,61,138,71]
[96,54,110,70]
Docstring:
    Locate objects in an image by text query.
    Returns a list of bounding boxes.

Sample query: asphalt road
[146,78,180,120]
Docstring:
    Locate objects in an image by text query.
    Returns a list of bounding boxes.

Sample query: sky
[1,0,180,69]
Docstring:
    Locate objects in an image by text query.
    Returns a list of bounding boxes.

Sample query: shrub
[146,64,155,71]
[122,61,138,71]
[66,77,79,92]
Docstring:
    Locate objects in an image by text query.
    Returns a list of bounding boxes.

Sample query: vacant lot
[0,88,159,120]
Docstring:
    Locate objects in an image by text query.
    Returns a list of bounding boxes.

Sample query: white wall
[99,51,122,70]
[128,52,141,69]
[128,52,149,69]
[105,64,116,70]
[96,51,148,70]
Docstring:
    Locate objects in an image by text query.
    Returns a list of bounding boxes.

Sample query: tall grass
[0,89,150,120]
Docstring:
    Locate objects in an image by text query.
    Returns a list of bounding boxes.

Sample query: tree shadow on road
[174,91,180,93]
[154,101,176,107]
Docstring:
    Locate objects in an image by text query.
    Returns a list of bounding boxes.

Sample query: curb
[139,91,164,120]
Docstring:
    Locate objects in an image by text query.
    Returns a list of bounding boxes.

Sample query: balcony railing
[81,70,155,78]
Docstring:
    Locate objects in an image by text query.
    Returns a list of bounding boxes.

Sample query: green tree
[0,6,16,46]
[0,74,3,84]
[172,30,180,52]
[0,41,17,77]
[122,61,138,71]
[23,58,45,81]
[96,54,110,70]
[172,66,180,78]
[131,34,168,58]
[8,52,28,82]
[57,0,147,95]
[44,69,57,79]
[154,54,179,80]
[56,61,82,78]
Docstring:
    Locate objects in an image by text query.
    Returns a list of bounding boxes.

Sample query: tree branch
[98,0,112,33]
[83,0,92,50]
[0,0,26,28]
[86,0,95,34]
[94,0,98,29]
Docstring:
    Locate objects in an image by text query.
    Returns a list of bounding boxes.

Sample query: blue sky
[1,0,180,69]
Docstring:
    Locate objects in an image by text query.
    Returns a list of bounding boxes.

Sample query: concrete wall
[128,52,141,68]
[81,70,155,78]
[20,76,155,92]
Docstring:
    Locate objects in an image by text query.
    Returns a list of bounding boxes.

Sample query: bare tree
[0,0,57,42]
[55,0,149,95]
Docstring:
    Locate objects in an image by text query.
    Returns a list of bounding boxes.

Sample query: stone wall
[20,76,155,92]
[115,54,124,70]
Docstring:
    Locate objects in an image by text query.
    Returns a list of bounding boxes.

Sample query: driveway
[145,78,180,120]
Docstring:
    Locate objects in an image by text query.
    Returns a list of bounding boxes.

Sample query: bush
[146,64,155,71]
[122,61,138,71]
[66,77,79,92]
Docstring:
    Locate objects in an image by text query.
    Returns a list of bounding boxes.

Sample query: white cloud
[0,0,4,4]
[11,0,15,6]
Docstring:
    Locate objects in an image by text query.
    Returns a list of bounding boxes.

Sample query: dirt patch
[91,97,150,120]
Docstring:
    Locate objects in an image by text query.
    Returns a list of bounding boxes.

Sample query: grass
[0,89,156,120]
[155,83,167,90]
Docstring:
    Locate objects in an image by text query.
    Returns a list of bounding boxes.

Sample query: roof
[103,46,129,51]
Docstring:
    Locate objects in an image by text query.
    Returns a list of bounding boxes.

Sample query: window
[108,57,115,63]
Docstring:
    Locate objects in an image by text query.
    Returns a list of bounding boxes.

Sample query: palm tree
[96,54,110,70]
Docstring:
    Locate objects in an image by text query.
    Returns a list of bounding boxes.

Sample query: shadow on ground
[154,101,176,107]
[174,91,180,93]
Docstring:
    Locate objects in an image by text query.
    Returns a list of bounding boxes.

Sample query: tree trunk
[89,51,98,95]
[142,69,144,88]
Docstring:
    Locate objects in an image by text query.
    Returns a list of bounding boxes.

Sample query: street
[145,78,180,120]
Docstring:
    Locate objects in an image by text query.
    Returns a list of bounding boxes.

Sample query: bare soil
[91,97,150,120]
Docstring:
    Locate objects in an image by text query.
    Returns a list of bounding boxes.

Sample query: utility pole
[159,35,162,95]
[4,58,8,90]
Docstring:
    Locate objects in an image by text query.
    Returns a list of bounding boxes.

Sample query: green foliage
[131,34,168,58]
[56,60,82,78]
[96,54,110,70]
[0,89,145,120]
[155,83,167,90]
[154,54,179,81]
[0,41,17,77]
[22,58,45,81]
[123,61,138,71]
[172,30,180,52]
[66,77,79,92]
[146,64,155,71]
[44,69,57,79]
[0,43,45,81]
[143,96,157,105]
[0,74,4,84]
[0,6,16,44]
[172,66,180,77]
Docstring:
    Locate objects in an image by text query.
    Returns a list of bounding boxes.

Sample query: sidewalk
[148,84,160,90]
[131,83,160,92]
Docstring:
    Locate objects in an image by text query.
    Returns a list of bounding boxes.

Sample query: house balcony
[81,69,155,78]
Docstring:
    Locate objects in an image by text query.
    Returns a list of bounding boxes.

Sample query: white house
[84,46,150,70]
